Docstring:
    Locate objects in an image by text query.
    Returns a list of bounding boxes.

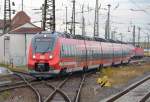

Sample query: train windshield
[33,37,55,53]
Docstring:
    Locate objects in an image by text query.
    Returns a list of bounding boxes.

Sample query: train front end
[28,33,61,77]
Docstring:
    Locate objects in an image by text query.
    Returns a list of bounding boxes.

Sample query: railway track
[40,72,87,102]
[0,72,37,89]
[0,59,147,102]
[104,75,150,102]
[0,72,90,102]
[75,74,86,102]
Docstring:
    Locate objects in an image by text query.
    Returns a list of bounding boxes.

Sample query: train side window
[73,45,76,57]
[74,45,76,57]
[76,46,78,57]
[71,45,73,57]
[72,45,74,57]
[103,52,106,59]
[92,50,94,58]
[65,45,68,57]
[61,44,64,57]
[69,45,72,57]
[103,50,106,59]
[63,44,66,57]
[68,45,71,57]
[70,45,73,57]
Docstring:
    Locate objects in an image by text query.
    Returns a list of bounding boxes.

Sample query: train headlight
[49,55,53,59]
[33,55,36,59]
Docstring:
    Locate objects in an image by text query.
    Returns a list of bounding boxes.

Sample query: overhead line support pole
[42,0,55,32]
[65,6,68,33]
[94,0,99,37]
[133,25,136,46]
[138,27,141,46]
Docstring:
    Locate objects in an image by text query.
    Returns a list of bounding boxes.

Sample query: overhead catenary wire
[129,0,150,16]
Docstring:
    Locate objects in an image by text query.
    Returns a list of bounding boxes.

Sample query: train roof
[37,31,128,44]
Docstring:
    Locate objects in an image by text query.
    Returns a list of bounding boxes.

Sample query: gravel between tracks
[2,88,37,102]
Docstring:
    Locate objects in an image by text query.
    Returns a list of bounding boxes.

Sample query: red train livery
[134,47,144,58]
[27,32,142,77]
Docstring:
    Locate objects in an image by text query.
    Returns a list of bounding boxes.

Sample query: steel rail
[13,73,42,102]
[44,81,71,102]
[139,91,150,102]
[13,71,37,79]
[0,72,36,88]
[0,79,36,88]
[106,75,150,102]
[0,81,41,92]
[43,75,71,102]
[74,74,86,102]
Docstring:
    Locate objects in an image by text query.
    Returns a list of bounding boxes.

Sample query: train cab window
[32,37,55,53]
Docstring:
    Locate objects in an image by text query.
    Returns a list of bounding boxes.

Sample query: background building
[0,11,42,66]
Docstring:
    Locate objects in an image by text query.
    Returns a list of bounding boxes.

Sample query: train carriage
[28,32,141,77]
[134,47,144,58]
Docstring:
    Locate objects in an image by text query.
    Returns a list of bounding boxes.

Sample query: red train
[134,47,144,59]
[27,32,143,77]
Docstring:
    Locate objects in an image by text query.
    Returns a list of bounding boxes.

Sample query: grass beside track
[99,62,150,86]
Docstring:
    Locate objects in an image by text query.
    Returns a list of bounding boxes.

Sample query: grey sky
[0,0,150,41]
